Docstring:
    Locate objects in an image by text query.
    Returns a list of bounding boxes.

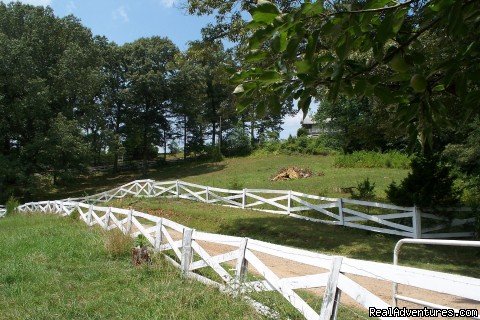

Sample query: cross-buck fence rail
[59,179,475,239]
[15,200,480,320]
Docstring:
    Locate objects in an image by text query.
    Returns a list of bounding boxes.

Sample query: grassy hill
[0,214,263,320]
[42,154,409,201]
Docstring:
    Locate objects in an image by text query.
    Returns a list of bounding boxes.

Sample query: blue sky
[3,0,308,138]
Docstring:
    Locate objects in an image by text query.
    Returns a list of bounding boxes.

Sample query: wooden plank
[181,228,194,277]
[234,238,249,294]
[245,194,289,209]
[319,257,343,320]
[191,241,232,283]
[162,226,182,259]
[245,273,329,292]
[131,216,155,246]
[190,249,239,271]
[337,274,408,320]
[343,208,413,233]
[290,196,340,220]
[245,192,289,211]
[343,221,413,237]
[208,191,243,207]
[342,198,413,211]
[155,219,163,251]
[245,250,320,320]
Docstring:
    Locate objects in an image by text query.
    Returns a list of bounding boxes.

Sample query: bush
[258,136,336,156]
[207,146,224,162]
[104,229,134,258]
[386,155,460,209]
[221,126,252,157]
[228,177,244,190]
[350,178,376,201]
[334,151,411,169]
[6,196,20,215]
[297,127,308,137]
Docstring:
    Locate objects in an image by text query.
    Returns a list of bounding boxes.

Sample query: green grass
[40,154,409,201]
[109,197,480,278]
[0,214,264,320]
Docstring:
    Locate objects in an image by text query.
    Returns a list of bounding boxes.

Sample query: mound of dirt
[271,166,313,181]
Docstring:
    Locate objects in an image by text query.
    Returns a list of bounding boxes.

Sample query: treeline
[0,3,286,201]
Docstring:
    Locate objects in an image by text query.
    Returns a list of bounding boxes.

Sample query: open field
[0,214,263,320]
[109,197,480,278]
[41,154,409,201]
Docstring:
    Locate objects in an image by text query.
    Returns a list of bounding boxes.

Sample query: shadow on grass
[44,160,227,200]
[218,215,480,277]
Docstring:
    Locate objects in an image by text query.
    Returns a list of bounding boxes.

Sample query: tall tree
[123,37,178,175]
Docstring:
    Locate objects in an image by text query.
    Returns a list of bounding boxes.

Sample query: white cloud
[112,5,129,23]
[160,0,177,8]
[1,0,52,6]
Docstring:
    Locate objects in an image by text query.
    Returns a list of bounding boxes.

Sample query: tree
[34,114,90,184]
[122,37,179,175]
[314,96,407,152]
[233,0,480,152]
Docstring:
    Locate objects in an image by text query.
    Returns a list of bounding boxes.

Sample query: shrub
[228,177,244,190]
[334,151,411,169]
[208,146,224,162]
[258,136,336,156]
[103,229,133,258]
[221,126,252,157]
[350,178,376,201]
[386,155,460,209]
[297,127,308,137]
[6,196,20,215]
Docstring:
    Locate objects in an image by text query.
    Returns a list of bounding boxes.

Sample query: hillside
[41,154,409,201]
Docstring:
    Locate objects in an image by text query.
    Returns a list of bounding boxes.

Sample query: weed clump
[103,229,133,259]
[6,196,20,215]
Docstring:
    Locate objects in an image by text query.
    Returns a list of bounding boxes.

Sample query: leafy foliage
[221,125,252,157]
[350,178,376,201]
[386,155,460,209]
[334,151,411,169]
[234,0,480,150]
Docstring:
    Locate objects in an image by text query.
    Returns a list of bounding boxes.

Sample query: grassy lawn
[109,197,480,278]
[40,154,409,201]
[0,214,263,320]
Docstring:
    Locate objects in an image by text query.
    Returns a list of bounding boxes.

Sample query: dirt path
[135,224,479,319]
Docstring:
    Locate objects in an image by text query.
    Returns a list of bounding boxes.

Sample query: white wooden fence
[15,200,480,320]
[0,205,5,218]
[61,179,475,239]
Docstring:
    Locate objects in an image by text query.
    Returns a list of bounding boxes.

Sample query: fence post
[319,256,343,320]
[181,228,194,277]
[413,205,422,239]
[206,186,209,203]
[155,218,163,251]
[47,201,51,214]
[234,237,249,296]
[287,190,292,214]
[176,180,180,198]
[104,207,111,230]
[124,209,133,235]
[87,204,93,226]
[242,189,246,209]
[337,199,344,225]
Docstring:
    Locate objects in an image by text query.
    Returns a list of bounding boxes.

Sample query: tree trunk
[184,115,187,160]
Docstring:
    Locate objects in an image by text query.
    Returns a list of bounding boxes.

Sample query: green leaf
[272,31,288,53]
[374,85,395,104]
[285,36,301,59]
[250,1,281,25]
[295,60,313,74]
[259,70,283,84]
[432,84,445,92]
[298,94,312,115]
[389,54,409,73]
[245,50,268,63]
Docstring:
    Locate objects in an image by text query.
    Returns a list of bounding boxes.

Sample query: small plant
[228,177,244,190]
[350,178,376,201]
[134,234,150,248]
[209,146,224,162]
[6,196,20,215]
[103,229,133,259]
[132,235,151,266]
